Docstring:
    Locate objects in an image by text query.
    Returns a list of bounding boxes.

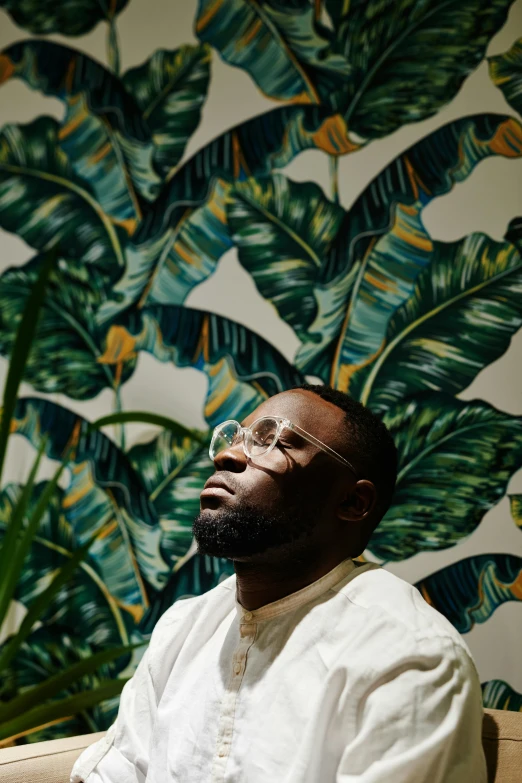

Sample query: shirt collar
[235,558,356,623]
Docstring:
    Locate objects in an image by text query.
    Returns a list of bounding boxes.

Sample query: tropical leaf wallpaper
[0,0,521,741]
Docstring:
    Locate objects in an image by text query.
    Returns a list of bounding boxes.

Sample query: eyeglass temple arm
[288,422,359,478]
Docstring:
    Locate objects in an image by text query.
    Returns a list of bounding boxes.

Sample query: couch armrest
[0,731,106,783]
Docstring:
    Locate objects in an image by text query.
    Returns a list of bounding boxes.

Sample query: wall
[0,0,521,738]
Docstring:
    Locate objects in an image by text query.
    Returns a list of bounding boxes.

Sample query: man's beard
[193,500,318,559]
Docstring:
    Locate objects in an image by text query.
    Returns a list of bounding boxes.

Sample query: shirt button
[234,662,241,674]
[243,612,253,621]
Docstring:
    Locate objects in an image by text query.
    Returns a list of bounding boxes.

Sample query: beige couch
[0,709,520,782]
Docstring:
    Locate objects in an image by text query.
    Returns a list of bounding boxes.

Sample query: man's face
[193,390,357,561]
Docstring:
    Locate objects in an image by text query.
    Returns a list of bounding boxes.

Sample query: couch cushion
[483,708,522,783]
[0,731,106,783]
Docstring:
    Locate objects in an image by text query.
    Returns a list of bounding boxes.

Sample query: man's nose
[213,441,248,472]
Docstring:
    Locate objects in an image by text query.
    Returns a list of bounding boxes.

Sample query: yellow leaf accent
[98,325,137,364]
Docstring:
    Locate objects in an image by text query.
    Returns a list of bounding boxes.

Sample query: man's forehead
[242,390,345,433]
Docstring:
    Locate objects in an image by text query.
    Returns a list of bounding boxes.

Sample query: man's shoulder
[334,563,470,656]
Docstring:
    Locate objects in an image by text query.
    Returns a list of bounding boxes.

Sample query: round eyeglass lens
[210,421,241,460]
[246,417,279,457]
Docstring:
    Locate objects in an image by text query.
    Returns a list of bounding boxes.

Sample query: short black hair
[296,384,398,533]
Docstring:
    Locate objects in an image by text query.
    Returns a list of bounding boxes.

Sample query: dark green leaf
[0,255,131,399]
[91,412,204,444]
[0,0,128,36]
[489,37,522,117]
[414,553,522,633]
[482,680,522,711]
[228,174,344,340]
[195,0,351,105]
[336,0,515,139]
[370,395,522,561]
[508,495,522,531]
[351,234,522,413]
[122,45,212,178]
[99,306,304,426]
[128,432,213,569]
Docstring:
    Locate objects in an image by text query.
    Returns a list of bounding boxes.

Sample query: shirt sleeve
[70,643,157,783]
[336,637,487,783]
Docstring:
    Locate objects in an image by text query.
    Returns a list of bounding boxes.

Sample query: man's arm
[337,639,487,783]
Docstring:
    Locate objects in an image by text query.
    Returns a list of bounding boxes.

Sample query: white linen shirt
[71,559,487,783]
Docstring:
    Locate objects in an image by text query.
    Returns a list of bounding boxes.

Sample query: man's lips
[200,476,235,498]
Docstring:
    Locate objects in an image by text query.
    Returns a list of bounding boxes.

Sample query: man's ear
[337,480,377,522]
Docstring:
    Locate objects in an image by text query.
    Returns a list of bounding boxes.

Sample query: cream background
[0,0,521,688]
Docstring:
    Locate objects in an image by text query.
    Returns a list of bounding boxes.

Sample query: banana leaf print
[228,114,522,389]
[198,0,515,139]
[0,0,128,36]
[127,430,213,569]
[100,305,304,426]
[372,395,522,561]
[415,554,522,633]
[489,37,522,116]
[482,680,522,711]
[509,495,522,530]
[0,255,134,399]
[10,397,168,605]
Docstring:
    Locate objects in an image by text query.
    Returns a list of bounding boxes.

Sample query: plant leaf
[489,37,522,117]
[0,117,127,282]
[10,398,168,596]
[128,432,213,569]
[228,174,345,340]
[140,553,233,634]
[101,103,359,319]
[335,0,516,139]
[0,40,159,206]
[122,44,212,179]
[91,412,204,443]
[508,495,522,531]
[0,483,133,651]
[351,233,522,412]
[414,553,522,633]
[482,680,522,711]
[99,306,304,426]
[195,0,352,105]
[370,394,522,561]
[290,114,522,387]
[0,0,128,36]
[0,255,132,399]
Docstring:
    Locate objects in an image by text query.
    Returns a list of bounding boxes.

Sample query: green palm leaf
[228,174,345,341]
[104,103,358,318]
[0,484,133,649]
[140,554,233,635]
[509,495,522,531]
[128,431,212,569]
[0,117,127,282]
[195,0,352,105]
[0,40,158,208]
[0,0,128,36]
[334,0,515,139]
[350,233,522,413]
[304,114,522,387]
[414,554,522,633]
[489,37,522,117]
[10,397,169,599]
[482,680,522,712]
[122,44,212,179]
[0,255,132,399]
[100,305,304,426]
[370,394,522,561]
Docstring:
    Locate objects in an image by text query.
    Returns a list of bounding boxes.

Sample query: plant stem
[107,19,121,75]
[329,155,339,203]
[114,388,125,451]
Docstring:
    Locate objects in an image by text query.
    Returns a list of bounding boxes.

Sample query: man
[72,384,486,782]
